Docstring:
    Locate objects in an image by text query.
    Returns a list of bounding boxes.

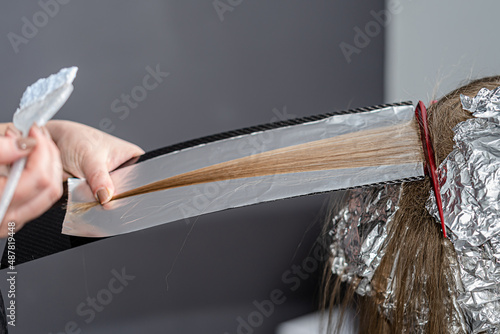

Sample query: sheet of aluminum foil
[329,184,428,333]
[62,104,424,237]
[426,87,500,333]
[329,184,401,297]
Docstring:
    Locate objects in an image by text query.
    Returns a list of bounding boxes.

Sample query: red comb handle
[415,101,447,238]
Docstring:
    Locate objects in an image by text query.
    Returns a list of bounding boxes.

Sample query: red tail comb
[415,101,447,238]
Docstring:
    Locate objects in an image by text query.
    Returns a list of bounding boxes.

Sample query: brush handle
[0,157,27,226]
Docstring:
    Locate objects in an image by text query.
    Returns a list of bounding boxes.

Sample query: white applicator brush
[0,67,78,225]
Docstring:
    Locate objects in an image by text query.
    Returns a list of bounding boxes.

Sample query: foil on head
[330,86,500,332]
[426,87,500,333]
[329,184,402,305]
[330,182,464,333]
[460,86,500,121]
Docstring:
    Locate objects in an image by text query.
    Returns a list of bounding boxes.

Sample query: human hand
[46,121,145,204]
[0,125,63,236]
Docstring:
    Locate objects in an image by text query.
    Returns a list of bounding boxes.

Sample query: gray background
[385,0,500,103]
[0,1,384,333]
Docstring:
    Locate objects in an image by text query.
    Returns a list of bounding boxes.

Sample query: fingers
[79,143,144,205]
[0,185,61,237]
[113,143,144,172]
[0,165,9,178]
[75,134,144,205]
[44,120,145,205]
[90,142,144,204]
[126,144,145,157]
[81,155,115,204]
[0,125,63,234]
[62,171,75,181]
[0,129,37,164]
[23,126,62,193]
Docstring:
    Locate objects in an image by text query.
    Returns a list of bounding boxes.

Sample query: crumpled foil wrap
[426,87,500,333]
[330,88,500,333]
[330,184,432,331]
[329,184,401,296]
[330,184,465,333]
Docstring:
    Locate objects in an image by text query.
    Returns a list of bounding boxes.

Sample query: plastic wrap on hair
[329,184,402,297]
[427,87,500,333]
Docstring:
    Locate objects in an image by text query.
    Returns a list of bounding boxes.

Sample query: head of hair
[322,75,500,334]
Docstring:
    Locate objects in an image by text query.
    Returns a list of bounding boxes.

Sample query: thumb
[0,135,37,164]
[81,156,115,205]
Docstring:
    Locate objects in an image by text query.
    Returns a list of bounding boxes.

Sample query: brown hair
[322,75,500,334]
[70,119,422,214]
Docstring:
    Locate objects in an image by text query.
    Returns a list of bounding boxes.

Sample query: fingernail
[16,137,37,151]
[5,126,21,137]
[96,188,111,204]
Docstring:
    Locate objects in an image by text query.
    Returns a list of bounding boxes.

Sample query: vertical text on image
[6,221,17,327]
